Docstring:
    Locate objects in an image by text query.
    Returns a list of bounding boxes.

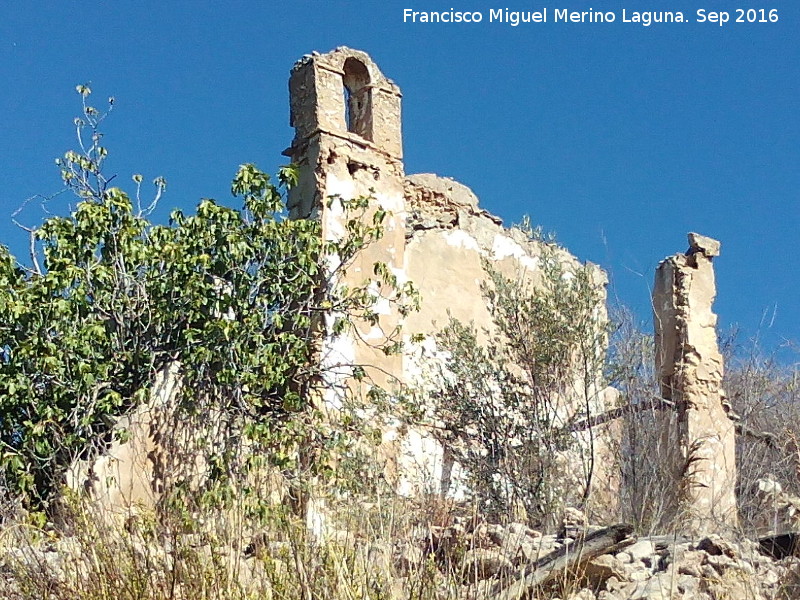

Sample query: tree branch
[489,524,635,600]
[566,396,675,432]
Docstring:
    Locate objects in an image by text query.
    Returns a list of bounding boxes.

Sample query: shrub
[411,246,609,527]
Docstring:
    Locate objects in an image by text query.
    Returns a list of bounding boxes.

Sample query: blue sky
[1,1,797,352]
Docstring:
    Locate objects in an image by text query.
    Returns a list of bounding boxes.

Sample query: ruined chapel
[68,47,741,538]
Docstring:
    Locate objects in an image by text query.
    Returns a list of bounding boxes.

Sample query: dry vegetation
[0,300,798,600]
[2,87,799,599]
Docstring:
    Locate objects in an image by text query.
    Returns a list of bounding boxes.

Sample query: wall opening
[342,57,372,140]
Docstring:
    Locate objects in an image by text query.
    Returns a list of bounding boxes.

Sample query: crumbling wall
[401,172,619,518]
[283,47,618,512]
[66,364,183,515]
[67,362,286,522]
[653,233,737,534]
[68,47,617,522]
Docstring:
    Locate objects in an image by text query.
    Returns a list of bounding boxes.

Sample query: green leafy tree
[0,86,413,511]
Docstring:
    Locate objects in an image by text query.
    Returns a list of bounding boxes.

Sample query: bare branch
[11,219,41,276]
[735,422,780,449]
[490,524,635,600]
[567,396,675,432]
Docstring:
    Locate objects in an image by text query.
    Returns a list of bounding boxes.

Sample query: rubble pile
[2,507,800,599]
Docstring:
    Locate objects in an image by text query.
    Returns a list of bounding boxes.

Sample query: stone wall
[67,47,617,522]
[66,364,183,516]
[285,47,617,513]
[653,233,737,534]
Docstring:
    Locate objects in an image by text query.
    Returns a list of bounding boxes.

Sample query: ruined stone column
[653,233,737,534]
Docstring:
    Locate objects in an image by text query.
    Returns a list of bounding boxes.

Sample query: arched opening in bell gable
[342,57,373,140]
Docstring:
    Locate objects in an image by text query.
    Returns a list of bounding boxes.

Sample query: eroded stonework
[285,47,617,514]
[66,364,183,515]
[68,47,617,522]
[653,233,737,534]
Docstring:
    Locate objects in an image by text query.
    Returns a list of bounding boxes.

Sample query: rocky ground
[1,508,799,599]
[374,515,800,599]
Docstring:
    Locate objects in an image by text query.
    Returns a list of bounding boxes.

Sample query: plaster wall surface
[285,48,617,513]
[67,47,618,522]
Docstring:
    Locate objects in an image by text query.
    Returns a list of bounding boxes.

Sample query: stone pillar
[653,233,737,534]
